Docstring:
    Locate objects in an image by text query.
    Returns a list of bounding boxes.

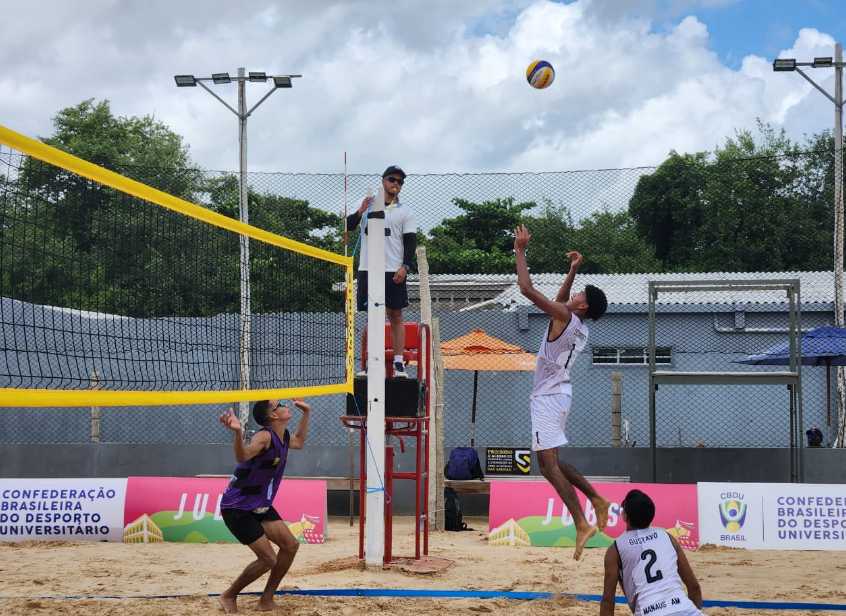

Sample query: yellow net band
[0,124,352,267]
[0,382,352,407]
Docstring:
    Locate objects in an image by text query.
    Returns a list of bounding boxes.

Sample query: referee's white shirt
[358,199,417,272]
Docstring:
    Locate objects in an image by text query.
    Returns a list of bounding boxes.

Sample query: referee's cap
[382,165,406,179]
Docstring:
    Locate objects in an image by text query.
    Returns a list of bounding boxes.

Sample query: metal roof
[410,271,837,308]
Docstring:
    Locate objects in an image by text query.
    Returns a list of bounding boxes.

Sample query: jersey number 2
[641,549,664,584]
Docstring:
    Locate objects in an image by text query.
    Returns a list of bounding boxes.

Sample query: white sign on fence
[0,478,127,542]
[698,482,846,550]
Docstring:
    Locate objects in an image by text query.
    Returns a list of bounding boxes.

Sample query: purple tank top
[221,428,290,511]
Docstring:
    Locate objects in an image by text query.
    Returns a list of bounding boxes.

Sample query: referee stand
[343,322,432,564]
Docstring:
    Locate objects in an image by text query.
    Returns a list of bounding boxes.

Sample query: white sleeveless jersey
[531,314,588,397]
[616,528,700,616]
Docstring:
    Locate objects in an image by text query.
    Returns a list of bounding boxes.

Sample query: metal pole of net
[365,184,387,566]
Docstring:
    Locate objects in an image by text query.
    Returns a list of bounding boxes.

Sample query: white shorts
[530,393,571,451]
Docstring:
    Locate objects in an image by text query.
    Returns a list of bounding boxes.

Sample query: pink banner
[489,481,698,550]
[123,477,326,544]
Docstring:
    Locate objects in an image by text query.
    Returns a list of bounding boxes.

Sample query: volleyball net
[0,125,355,407]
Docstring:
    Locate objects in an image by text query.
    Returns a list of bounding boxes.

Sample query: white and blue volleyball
[526,60,555,89]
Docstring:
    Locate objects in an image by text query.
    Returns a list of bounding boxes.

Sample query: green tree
[202,174,345,313]
[789,129,836,270]
[628,122,837,272]
[423,197,662,275]
[5,100,207,316]
[41,99,199,194]
[522,203,577,273]
[426,197,536,273]
[570,210,662,273]
[3,100,344,317]
[628,151,708,270]
[694,126,803,271]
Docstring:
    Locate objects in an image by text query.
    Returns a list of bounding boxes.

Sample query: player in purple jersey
[514,224,610,560]
[218,399,311,613]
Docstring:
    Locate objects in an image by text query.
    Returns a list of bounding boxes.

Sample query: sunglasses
[385,176,404,186]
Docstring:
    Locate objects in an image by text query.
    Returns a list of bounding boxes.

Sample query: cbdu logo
[718,493,747,542]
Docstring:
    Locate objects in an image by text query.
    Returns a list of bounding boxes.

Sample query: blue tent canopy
[735,326,846,367]
[736,326,845,429]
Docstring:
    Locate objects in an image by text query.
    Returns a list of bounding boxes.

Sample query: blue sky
[663,0,845,69]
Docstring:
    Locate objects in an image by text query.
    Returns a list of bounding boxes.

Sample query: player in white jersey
[600,490,705,616]
[514,225,610,560]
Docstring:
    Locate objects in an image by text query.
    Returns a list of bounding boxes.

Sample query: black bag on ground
[444,487,468,531]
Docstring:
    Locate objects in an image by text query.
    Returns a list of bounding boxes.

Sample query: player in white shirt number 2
[600,489,706,616]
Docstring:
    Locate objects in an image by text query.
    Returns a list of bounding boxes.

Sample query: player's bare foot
[592,496,611,530]
[218,594,238,613]
[257,598,279,612]
[573,525,598,561]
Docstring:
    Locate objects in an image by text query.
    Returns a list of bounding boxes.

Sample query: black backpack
[444,487,469,531]
[445,447,484,480]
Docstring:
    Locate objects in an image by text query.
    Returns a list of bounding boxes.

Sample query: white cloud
[0,0,839,177]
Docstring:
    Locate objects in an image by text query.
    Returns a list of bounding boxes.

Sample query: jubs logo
[718,493,748,541]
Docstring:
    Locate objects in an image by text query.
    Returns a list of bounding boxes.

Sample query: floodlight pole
[236,68,251,434]
[175,68,301,433]
[774,43,846,446]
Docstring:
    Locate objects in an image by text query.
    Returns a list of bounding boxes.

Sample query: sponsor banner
[698,482,846,550]
[485,447,532,475]
[0,478,127,542]
[123,477,327,544]
[489,481,698,550]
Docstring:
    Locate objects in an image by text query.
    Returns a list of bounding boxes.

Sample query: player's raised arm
[288,399,311,449]
[555,251,583,302]
[670,534,704,609]
[514,225,571,322]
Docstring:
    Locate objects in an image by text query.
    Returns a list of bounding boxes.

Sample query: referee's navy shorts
[356,271,409,312]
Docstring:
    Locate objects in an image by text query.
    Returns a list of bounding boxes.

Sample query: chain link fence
[0,148,841,452]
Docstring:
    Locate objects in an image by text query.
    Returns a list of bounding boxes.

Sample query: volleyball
[526,60,555,89]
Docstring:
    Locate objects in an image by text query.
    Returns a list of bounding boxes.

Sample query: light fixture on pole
[174,75,197,87]
[773,44,845,446]
[173,68,302,432]
[773,58,797,72]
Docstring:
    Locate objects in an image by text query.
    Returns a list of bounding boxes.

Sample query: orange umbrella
[441,329,537,371]
[441,329,536,446]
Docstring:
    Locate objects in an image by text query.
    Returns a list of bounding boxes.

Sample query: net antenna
[647,278,803,482]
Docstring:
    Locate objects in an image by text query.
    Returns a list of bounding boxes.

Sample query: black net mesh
[0,147,348,396]
[0,143,839,452]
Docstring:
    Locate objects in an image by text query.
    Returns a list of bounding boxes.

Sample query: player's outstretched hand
[566,250,583,270]
[219,410,242,432]
[514,224,531,251]
[293,399,311,413]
